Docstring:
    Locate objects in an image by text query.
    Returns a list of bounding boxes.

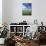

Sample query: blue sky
[22,3,32,9]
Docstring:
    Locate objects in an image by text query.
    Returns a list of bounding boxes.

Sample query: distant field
[22,9,32,15]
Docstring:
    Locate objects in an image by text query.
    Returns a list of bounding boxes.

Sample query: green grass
[22,9,32,15]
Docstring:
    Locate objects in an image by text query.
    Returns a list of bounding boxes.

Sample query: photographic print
[22,3,32,16]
